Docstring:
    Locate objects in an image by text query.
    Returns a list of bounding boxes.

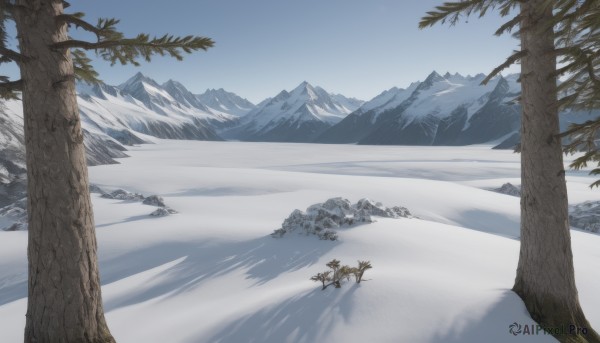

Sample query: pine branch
[555,44,600,110]
[50,12,214,66]
[1,1,28,15]
[562,119,600,139]
[52,34,214,66]
[419,0,489,28]
[561,118,600,179]
[495,14,521,36]
[0,46,26,62]
[585,56,600,88]
[481,50,526,85]
[56,14,104,38]
[419,0,518,29]
[71,49,100,84]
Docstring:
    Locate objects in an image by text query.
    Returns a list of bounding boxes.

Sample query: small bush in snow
[149,207,178,217]
[101,189,145,201]
[311,259,373,290]
[310,271,332,290]
[326,259,343,288]
[143,195,166,207]
[354,260,372,283]
[273,197,412,240]
[97,188,177,216]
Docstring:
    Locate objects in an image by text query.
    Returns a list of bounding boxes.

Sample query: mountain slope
[222,82,363,142]
[315,71,523,146]
[0,101,26,208]
[196,88,255,117]
[434,75,521,145]
[359,72,518,145]
[0,99,129,209]
[315,82,420,143]
[0,74,253,209]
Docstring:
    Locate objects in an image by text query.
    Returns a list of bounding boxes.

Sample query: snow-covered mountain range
[0,73,256,207]
[77,72,256,144]
[2,70,599,217]
[1,72,257,159]
[221,81,364,142]
[196,88,255,118]
[315,71,523,146]
[2,71,597,174]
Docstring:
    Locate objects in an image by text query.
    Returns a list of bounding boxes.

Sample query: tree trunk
[514,2,599,342]
[13,1,115,342]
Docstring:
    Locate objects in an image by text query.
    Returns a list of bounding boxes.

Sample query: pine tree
[420,2,600,342]
[0,1,213,342]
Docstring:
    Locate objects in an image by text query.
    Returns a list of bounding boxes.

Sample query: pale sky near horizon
[3,1,520,103]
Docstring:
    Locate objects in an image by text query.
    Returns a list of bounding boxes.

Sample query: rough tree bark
[13,0,115,342]
[514,2,599,342]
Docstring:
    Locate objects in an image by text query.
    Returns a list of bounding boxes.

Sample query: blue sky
[4,0,520,103]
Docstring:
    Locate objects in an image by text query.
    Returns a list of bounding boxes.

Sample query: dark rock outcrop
[492,183,521,197]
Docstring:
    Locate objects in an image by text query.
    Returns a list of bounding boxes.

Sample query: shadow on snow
[101,235,338,312]
[199,285,359,343]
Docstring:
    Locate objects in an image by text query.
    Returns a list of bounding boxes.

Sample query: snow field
[1,141,599,343]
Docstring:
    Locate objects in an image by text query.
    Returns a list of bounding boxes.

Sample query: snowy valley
[2,70,596,220]
[1,141,600,343]
[2,71,600,343]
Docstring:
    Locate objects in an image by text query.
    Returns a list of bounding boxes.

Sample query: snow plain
[1,141,600,343]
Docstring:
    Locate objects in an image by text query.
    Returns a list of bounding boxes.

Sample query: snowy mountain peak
[417,71,446,91]
[291,81,317,98]
[203,88,228,95]
[162,79,193,98]
[294,80,311,89]
[352,82,418,117]
[196,88,255,117]
[468,73,487,81]
[162,79,209,110]
[270,90,291,103]
[488,75,512,100]
[77,82,121,100]
[118,73,179,113]
[163,79,186,89]
[425,71,445,82]
[120,72,159,89]
[223,83,363,142]
[443,72,467,82]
